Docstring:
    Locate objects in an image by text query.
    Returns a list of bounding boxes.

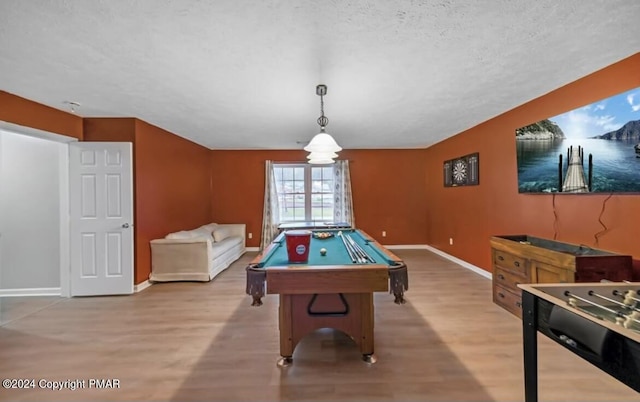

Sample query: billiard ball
[320,248,327,256]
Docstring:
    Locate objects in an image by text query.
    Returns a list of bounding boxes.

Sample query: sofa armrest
[215,224,246,246]
[149,238,213,282]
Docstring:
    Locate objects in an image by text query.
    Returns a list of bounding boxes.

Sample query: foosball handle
[623,290,638,306]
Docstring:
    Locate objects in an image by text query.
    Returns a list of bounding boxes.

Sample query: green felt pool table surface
[257,229,396,267]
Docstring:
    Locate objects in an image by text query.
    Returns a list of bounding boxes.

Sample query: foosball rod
[612,289,640,305]
[567,298,604,320]
[565,291,623,317]
[589,290,640,314]
[566,291,640,326]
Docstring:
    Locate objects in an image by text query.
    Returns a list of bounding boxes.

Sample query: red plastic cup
[285,230,312,263]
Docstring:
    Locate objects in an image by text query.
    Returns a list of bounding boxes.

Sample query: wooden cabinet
[531,260,573,283]
[490,235,632,318]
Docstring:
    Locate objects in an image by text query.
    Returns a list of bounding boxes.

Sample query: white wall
[0,131,62,289]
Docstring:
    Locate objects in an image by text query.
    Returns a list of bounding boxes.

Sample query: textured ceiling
[1,1,639,150]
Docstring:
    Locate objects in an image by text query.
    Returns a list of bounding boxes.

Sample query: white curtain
[260,160,281,250]
[333,160,355,227]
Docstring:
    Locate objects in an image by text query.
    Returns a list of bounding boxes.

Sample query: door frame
[0,121,76,296]
[69,141,134,296]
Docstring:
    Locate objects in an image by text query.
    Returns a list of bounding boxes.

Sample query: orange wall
[0,91,83,139]
[210,149,428,248]
[83,118,136,142]
[84,118,212,284]
[425,52,640,272]
[134,120,212,283]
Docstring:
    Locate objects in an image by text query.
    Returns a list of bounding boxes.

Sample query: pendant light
[304,84,341,164]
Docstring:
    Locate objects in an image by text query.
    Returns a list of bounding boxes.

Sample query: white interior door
[69,142,133,296]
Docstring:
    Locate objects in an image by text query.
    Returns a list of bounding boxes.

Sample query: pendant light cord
[316,85,329,129]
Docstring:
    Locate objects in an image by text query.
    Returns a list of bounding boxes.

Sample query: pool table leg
[277,357,293,367]
[360,292,376,363]
[279,294,295,365]
[362,354,377,363]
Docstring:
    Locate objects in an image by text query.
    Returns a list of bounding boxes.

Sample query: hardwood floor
[0,296,62,326]
[1,249,637,401]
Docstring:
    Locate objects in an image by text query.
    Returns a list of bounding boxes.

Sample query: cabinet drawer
[494,250,527,276]
[494,267,529,292]
[532,261,574,284]
[493,284,523,318]
[575,258,632,282]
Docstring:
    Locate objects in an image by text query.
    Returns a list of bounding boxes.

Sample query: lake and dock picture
[516,86,640,193]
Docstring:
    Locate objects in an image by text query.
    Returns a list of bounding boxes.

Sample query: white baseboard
[0,283,156,296]
[246,247,260,252]
[0,287,62,297]
[134,280,152,293]
[385,245,430,250]
[424,245,492,280]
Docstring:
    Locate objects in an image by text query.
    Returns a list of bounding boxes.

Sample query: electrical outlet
[248,233,253,239]
[382,231,386,237]
[449,237,453,245]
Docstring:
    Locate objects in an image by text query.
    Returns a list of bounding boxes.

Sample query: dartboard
[452,159,468,184]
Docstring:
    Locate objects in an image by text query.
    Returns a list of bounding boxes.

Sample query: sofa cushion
[213,226,233,242]
[165,226,215,242]
[211,235,243,255]
[201,223,218,233]
[165,230,196,240]
[192,226,215,242]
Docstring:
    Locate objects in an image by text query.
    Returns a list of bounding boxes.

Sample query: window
[273,163,334,222]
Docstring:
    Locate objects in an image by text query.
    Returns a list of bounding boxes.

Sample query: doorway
[0,124,73,323]
[0,122,134,324]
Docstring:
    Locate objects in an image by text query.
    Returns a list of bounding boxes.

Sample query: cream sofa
[149,223,246,282]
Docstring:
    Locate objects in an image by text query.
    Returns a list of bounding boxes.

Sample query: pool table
[245,228,408,365]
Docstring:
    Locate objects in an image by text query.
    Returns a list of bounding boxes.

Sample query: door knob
[122,223,130,228]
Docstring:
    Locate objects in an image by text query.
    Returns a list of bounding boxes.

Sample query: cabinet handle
[514,261,520,267]
[498,256,504,261]
[516,301,522,308]
[497,274,505,280]
[498,292,505,298]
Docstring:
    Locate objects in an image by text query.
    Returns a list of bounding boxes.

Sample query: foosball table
[519,282,640,401]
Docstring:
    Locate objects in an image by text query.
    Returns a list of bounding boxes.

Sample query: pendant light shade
[307,149,339,164]
[303,132,342,153]
[304,85,341,163]
[307,156,336,164]
[307,151,339,159]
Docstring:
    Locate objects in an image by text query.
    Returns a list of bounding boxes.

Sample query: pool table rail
[245,229,408,306]
[358,229,403,263]
[266,265,389,295]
